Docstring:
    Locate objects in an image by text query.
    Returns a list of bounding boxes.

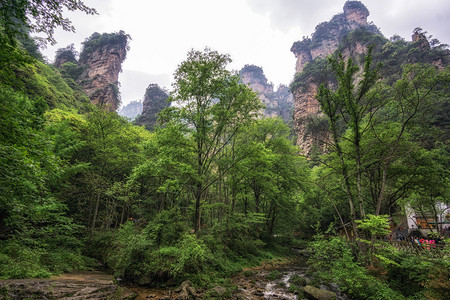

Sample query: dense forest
[0,1,449,299]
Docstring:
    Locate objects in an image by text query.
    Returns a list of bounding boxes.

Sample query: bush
[0,240,93,279]
[143,208,188,247]
[386,254,432,297]
[289,274,307,287]
[308,235,404,299]
[266,270,283,280]
[171,233,212,278]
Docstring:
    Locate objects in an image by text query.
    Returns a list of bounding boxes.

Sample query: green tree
[0,0,96,45]
[316,49,381,236]
[164,48,262,232]
[45,107,150,231]
[237,118,305,236]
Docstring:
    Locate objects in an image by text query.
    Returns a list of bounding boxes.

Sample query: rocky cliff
[290,0,450,156]
[291,1,379,74]
[118,100,143,120]
[53,44,78,68]
[134,83,170,131]
[54,31,129,112]
[240,65,294,125]
[290,1,379,155]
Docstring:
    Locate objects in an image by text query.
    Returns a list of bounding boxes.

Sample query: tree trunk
[91,191,101,234]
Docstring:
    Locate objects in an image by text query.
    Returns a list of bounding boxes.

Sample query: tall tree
[316,49,381,236]
[164,48,262,232]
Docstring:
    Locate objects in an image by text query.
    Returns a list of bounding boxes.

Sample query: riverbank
[0,254,344,300]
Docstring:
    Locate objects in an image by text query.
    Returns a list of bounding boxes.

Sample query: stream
[0,255,347,299]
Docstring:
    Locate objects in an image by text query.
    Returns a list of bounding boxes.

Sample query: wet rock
[303,285,337,300]
[253,288,265,296]
[0,279,135,299]
[209,286,227,297]
[176,280,198,300]
[289,274,307,287]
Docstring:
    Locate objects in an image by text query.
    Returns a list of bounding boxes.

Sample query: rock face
[77,32,129,112]
[54,32,129,112]
[135,83,170,130]
[303,285,337,300]
[118,100,143,120]
[291,1,377,73]
[290,1,379,155]
[240,65,294,124]
[53,44,78,68]
[290,2,450,157]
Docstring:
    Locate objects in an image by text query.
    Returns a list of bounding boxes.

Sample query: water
[263,270,300,299]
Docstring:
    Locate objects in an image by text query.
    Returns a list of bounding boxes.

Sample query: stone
[77,32,129,112]
[290,1,379,156]
[303,285,337,300]
[209,286,227,297]
[240,65,294,124]
[134,84,169,130]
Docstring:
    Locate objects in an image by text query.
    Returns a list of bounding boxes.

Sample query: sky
[40,0,450,108]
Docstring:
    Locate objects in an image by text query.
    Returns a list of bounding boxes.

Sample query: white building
[405,202,450,236]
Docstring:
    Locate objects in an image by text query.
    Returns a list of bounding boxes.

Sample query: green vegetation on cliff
[80,31,130,62]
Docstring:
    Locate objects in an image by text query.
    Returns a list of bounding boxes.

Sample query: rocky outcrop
[118,100,143,120]
[303,285,337,300]
[290,1,450,157]
[240,65,294,124]
[53,44,78,68]
[77,32,129,112]
[291,1,378,73]
[135,83,170,130]
[0,271,137,300]
[54,32,129,112]
[290,1,379,155]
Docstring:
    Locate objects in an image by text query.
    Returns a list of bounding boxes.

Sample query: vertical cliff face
[240,65,294,124]
[290,1,378,155]
[118,100,143,121]
[74,32,129,112]
[290,1,450,156]
[291,1,376,73]
[135,84,169,131]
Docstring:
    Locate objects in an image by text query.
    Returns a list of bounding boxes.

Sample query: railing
[387,240,446,257]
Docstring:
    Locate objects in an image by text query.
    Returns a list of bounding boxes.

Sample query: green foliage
[308,235,404,299]
[266,270,283,280]
[59,62,85,82]
[0,234,94,279]
[55,44,78,64]
[80,31,130,62]
[386,254,432,297]
[171,233,212,278]
[356,215,391,239]
[0,0,97,45]
[289,274,307,287]
[0,44,89,109]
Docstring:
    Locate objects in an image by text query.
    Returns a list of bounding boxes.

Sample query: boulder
[303,285,337,300]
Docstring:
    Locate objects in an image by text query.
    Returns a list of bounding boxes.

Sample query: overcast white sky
[40,0,450,107]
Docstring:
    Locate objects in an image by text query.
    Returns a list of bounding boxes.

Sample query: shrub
[308,235,404,299]
[171,233,212,278]
[289,274,307,287]
[266,270,283,280]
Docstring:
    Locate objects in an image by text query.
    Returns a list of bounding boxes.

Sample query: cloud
[367,0,450,44]
[246,0,343,34]
[119,69,171,106]
[245,0,450,44]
